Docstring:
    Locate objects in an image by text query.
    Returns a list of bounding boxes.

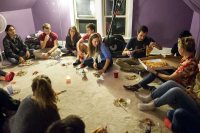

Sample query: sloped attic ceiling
[0,0,38,12]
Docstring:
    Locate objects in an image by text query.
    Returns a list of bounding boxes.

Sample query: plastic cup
[113,71,119,78]
[7,85,13,95]
[66,76,71,84]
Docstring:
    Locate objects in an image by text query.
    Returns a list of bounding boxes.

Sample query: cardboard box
[139,55,181,70]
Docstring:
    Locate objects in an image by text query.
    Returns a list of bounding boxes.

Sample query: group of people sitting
[0,23,200,133]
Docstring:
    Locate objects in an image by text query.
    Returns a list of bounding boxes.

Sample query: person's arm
[3,39,19,59]
[47,39,58,55]
[18,36,30,58]
[122,39,134,56]
[149,42,162,50]
[76,38,84,52]
[40,34,49,49]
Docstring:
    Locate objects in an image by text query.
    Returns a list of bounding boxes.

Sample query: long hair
[178,37,196,54]
[31,75,58,111]
[88,33,102,57]
[67,26,80,38]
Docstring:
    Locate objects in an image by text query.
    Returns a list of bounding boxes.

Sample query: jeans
[151,80,200,114]
[83,58,113,71]
[139,70,175,89]
[171,108,200,133]
[6,51,26,64]
[0,70,6,77]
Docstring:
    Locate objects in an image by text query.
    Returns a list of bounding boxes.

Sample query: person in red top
[33,23,61,59]
[124,37,198,91]
[73,23,96,66]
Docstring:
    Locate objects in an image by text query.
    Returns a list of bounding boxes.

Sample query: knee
[169,87,182,94]
[173,108,186,120]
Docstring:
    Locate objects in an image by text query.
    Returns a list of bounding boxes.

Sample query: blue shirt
[100,43,112,61]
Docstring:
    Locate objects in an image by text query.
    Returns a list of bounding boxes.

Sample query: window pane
[78,20,97,33]
[76,0,95,17]
[105,0,126,16]
[106,17,125,35]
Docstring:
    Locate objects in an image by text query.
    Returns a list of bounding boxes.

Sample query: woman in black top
[61,26,81,56]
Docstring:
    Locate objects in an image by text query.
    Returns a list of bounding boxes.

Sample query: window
[104,0,126,35]
[74,0,97,34]
[73,0,133,38]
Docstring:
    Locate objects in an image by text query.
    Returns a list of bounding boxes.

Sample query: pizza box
[139,55,181,70]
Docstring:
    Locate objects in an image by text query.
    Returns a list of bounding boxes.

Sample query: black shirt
[3,34,28,59]
[65,34,81,51]
[126,36,155,58]
[171,43,180,56]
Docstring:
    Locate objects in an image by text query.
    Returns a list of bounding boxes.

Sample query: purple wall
[0,9,35,50]
[32,0,71,40]
[0,0,37,12]
[190,12,200,61]
[132,0,193,47]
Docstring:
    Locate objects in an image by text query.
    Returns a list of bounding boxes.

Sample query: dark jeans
[83,58,113,71]
[6,51,26,64]
[170,108,200,133]
[139,69,175,89]
[0,70,6,77]
[0,88,20,132]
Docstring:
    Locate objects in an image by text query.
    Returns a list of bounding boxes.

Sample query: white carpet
[0,57,171,133]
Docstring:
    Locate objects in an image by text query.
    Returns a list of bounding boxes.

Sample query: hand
[19,57,25,63]
[72,50,77,55]
[149,42,157,48]
[25,51,30,58]
[98,69,105,75]
[44,35,50,42]
[93,62,98,69]
[147,67,157,75]
[42,53,49,59]
[127,50,133,56]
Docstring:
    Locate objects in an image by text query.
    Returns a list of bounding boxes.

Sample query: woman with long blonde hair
[9,75,60,133]
[82,33,113,75]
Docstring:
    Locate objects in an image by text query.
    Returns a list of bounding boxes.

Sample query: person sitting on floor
[73,23,96,66]
[124,37,198,91]
[46,115,85,133]
[3,25,31,64]
[33,23,61,59]
[116,25,162,72]
[9,75,60,133]
[171,30,192,56]
[82,33,113,75]
[0,88,20,133]
[164,108,200,133]
[61,26,81,56]
[0,70,15,82]
[135,72,200,132]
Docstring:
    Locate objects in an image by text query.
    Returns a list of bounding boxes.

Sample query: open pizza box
[139,55,181,70]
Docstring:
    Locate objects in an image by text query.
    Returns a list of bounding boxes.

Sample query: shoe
[73,59,81,66]
[5,72,15,82]
[123,84,140,91]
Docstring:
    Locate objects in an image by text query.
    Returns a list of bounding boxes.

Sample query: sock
[135,92,152,103]
[138,101,155,111]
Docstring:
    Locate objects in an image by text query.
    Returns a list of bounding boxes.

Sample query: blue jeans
[83,58,113,71]
[7,51,26,64]
[151,80,200,114]
[170,108,200,133]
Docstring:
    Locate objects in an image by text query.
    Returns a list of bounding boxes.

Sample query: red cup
[113,71,119,78]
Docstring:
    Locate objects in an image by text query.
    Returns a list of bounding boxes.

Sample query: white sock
[135,92,152,103]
